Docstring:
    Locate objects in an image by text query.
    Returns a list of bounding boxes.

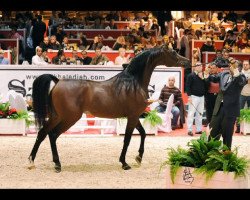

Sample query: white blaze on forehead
[48,81,56,94]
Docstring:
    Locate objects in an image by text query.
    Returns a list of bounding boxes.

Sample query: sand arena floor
[0,135,250,189]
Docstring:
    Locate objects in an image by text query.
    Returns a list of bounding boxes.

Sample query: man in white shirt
[32,46,48,66]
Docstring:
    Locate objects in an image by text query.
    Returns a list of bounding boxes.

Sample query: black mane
[113,47,164,96]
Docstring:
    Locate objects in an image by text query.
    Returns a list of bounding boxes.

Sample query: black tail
[32,74,59,129]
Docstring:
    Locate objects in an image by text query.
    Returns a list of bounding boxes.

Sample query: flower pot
[166,166,249,189]
[240,121,250,135]
[0,119,26,135]
[116,118,158,135]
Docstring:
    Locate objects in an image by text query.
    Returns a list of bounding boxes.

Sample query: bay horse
[28,45,190,172]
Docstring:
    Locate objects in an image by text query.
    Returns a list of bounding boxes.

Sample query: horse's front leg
[135,120,146,166]
[119,117,139,170]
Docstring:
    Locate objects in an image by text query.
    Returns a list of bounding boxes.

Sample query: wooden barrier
[88,20,141,29]
[0,38,19,49]
[46,50,135,62]
[64,29,132,39]
[64,29,157,39]
[68,38,116,48]
[202,52,250,64]
[191,22,246,31]
[0,28,26,39]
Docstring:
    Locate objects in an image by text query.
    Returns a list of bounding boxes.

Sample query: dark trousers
[205,93,218,124]
[209,103,236,149]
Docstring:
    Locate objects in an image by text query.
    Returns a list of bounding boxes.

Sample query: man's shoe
[171,125,177,130]
[195,131,202,134]
[188,131,193,136]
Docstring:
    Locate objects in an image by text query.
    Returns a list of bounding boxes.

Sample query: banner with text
[0,65,183,102]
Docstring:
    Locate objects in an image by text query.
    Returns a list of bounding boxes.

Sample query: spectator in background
[168,36,179,52]
[236,32,249,50]
[78,36,89,50]
[235,59,250,133]
[51,49,66,65]
[105,11,120,21]
[32,15,46,49]
[186,62,206,136]
[115,47,130,65]
[155,76,185,130]
[48,35,61,50]
[223,30,236,52]
[154,11,173,36]
[67,50,79,64]
[204,63,221,126]
[106,19,117,30]
[0,49,10,65]
[213,49,230,68]
[200,37,215,61]
[80,50,92,65]
[55,24,67,44]
[218,27,227,40]
[89,36,103,50]
[40,36,50,52]
[41,50,51,64]
[90,48,109,65]
[112,36,126,50]
[32,46,48,65]
[161,35,169,45]
[179,29,190,59]
[61,36,71,50]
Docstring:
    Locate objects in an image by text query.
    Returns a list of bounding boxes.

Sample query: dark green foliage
[161,132,250,183]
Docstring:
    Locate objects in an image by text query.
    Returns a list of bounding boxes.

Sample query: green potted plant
[116,108,162,135]
[160,132,250,188]
[238,108,250,135]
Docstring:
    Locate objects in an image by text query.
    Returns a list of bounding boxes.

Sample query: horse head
[161,45,191,68]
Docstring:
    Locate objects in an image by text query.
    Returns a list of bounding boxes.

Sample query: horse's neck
[141,63,157,90]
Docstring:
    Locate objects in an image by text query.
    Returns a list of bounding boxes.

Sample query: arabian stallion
[28,45,190,172]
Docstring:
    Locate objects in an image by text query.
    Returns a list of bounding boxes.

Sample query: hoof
[28,156,35,170]
[55,163,61,173]
[54,166,61,173]
[135,155,142,165]
[27,165,36,170]
[122,164,131,170]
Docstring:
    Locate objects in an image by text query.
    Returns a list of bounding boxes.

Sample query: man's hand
[204,66,210,79]
[231,67,240,77]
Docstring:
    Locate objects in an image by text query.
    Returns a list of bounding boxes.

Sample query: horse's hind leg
[135,120,146,166]
[119,117,139,170]
[48,116,81,172]
[28,117,60,170]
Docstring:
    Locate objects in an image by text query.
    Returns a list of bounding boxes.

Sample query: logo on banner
[8,79,27,97]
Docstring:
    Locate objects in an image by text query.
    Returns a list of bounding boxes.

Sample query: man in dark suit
[208,59,247,149]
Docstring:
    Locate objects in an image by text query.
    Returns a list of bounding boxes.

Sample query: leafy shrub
[160,132,250,183]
